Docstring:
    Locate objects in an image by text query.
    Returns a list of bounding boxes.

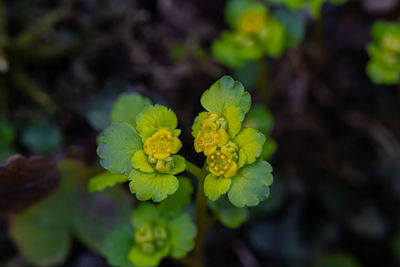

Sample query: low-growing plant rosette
[192,75,273,207]
[102,179,197,267]
[97,104,186,202]
[366,20,400,85]
[212,0,286,68]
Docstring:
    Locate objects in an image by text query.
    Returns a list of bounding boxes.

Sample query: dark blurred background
[1,0,400,266]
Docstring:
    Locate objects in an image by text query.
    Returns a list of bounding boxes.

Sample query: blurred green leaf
[111,93,151,127]
[102,225,135,267]
[274,8,306,48]
[159,177,193,217]
[22,120,62,154]
[0,119,15,149]
[208,198,249,228]
[233,61,258,89]
[243,104,274,134]
[88,171,128,192]
[313,252,362,267]
[9,159,132,266]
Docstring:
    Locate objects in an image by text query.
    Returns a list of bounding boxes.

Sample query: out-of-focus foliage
[8,159,132,267]
[367,20,400,85]
[0,119,16,164]
[212,0,287,68]
[267,0,347,18]
[313,252,362,267]
[102,178,196,267]
[0,155,59,214]
[21,120,62,154]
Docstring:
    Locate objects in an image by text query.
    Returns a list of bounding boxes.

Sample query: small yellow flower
[239,9,266,35]
[206,146,238,178]
[144,128,182,160]
[194,119,229,156]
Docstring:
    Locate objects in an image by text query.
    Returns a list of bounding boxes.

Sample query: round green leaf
[234,128,266,166]
[168,213,197,258]
[97,123,143,175]
[128,169,179,202]
[102,225,135,267]
[22,120,62,154]
[136,104,178,142]
[224,105,244,138]
[132,150,155,173]
[131,203,160,228]
[208,198,249,229]
[111,93,151,127]
[228,160,273,207]
[204,174,232,201]
[200,75,251,116]
[128,243,170,267]
[88,171,129,192]
[159,177,193,216]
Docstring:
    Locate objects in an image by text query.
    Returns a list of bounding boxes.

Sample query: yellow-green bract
[193,75,274,207]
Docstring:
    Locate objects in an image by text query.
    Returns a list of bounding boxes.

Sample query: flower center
[239,10,266,35]
[135,223,169,255]
[146,133,173,154]
[209,151,232,176]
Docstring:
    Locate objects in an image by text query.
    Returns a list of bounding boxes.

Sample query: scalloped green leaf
[97,123,143,175]
[168,213,197,258]
[200,76,251,116]
[132,150,155,173]
[228,160,273,207]
[159,177,193,216]
[204,174,232,201]
[128,243,169,267]
[136,105,178,142]
[111,93,151,127]
[208,198,249,229]
[128,169,179,202]
[102,225,135,267]
[131,203,160,228]
[234,128,265,167]
[88,172,129,192]
[224,105,244,138]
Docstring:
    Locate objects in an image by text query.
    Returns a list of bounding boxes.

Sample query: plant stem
[184,161,208,267]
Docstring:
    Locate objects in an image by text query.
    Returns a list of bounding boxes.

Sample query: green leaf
[313,252,362,267]
[168,213,197,258]
[224,105,244,138]
[192,111,209,138]
[234,128,265,167]
[8,192,72,267]
[136,104,178,142]
[97,123,143,175]
[225,0,267,30]
[0,119,16,149]
[169,155,186,175]
[88,171,129,192]
[73,187,132,252]
[159,177,193,216]
[261,137,277,160]
[274,8,306,49]
[102,225,135,267]
[243,104,274,134]
[367,60,399,85]
[128,169,179,202]
[111,93,151,127]
[201,75,251,116]
[132,150,155,173]
[128,243,170,267]
[208,198,249,228]
[131,203,160,228]
[228,160,273,207]
[204,174,232,201]
[258,18,287,57]
[21,120,62,154]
